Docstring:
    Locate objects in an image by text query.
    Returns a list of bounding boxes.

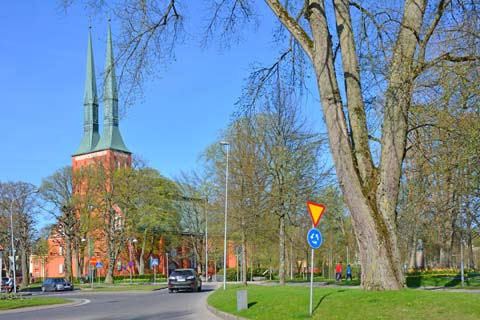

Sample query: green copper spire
[74,28,100,156]
[94,22,130,154]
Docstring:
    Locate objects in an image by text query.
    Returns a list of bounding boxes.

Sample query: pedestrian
[335,261,342,281]
[346,264,352,280]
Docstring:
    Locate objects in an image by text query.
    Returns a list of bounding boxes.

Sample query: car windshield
[171,270,193,277]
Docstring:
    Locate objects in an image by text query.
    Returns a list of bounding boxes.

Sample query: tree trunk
[241,229,247,286]
[408,237,416,269]
[105,236,120,284]
[105,253,116,284]
[139,230,147,275]
[21,248,29,288]
[65,236,73,283]
[278,214,286,285]
[104,209,121,284]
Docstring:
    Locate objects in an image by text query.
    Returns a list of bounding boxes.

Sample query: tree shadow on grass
[313,290,346,314]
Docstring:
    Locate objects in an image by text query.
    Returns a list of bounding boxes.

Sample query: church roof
[74,23,130,157]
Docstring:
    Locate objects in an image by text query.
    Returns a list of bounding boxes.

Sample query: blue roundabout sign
[307,228,322,249]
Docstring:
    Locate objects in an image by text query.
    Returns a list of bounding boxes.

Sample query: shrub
[405,269,475,287]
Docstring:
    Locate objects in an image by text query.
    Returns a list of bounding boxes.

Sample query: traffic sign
[306,202,325,227]
[96,261,103,268]
[89,257,97,266]
[307,228,322,249]
[152,258,159,266]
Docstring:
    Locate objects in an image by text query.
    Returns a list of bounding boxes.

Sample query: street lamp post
[10,189,38,293]
[220,141,230,290]
[166,252,169,279]
[460,238,465,287]
[127,238,137,284]
[81,237,93,289]
[204,198,208,282]
[0,246,3,296]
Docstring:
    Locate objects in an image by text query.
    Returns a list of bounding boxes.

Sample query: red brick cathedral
[44,24,131,279]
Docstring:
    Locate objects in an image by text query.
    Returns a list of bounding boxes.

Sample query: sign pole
[310,247,314,316]
[306,201,326,317]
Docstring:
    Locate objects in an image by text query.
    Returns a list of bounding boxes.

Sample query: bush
[216,267,277,281]
[405,269,476,287]
[112,274,166,283]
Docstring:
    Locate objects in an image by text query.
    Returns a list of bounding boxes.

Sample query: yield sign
[306,201,325,227]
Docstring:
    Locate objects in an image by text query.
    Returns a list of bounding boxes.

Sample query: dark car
[168,268,202,293]
[41,278,74,292]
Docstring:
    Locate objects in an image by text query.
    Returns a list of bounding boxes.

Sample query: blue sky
[0,1,324,189]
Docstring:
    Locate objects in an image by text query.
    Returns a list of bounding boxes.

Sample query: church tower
[72,24,131,170]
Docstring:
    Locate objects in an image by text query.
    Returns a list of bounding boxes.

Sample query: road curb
[204,283,248,320]
[206,304,248,320]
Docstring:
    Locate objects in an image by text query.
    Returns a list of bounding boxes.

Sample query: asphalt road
[0,283,223,320]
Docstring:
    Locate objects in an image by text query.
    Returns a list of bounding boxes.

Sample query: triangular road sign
[307,201,325,227]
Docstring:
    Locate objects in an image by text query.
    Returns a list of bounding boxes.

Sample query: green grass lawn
[208,285,480,320]
[0,297,72,311]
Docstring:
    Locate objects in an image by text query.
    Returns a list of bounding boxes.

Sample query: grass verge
[208,284,480,320]
[0,297,71,311]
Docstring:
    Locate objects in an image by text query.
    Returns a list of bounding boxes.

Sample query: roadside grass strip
[0,297,71,311]
[208,284,480,320]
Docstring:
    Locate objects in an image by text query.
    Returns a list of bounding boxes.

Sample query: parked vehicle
[1,277,20,293]
[1,277,8,292]
[41,278,74,292]
[168,268,202,293]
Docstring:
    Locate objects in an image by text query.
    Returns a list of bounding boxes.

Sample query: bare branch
[265,0,314,61]
[416,0,452,73]
[419,52,480,73]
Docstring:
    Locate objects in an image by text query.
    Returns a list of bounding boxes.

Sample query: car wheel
[168,289,173,293]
